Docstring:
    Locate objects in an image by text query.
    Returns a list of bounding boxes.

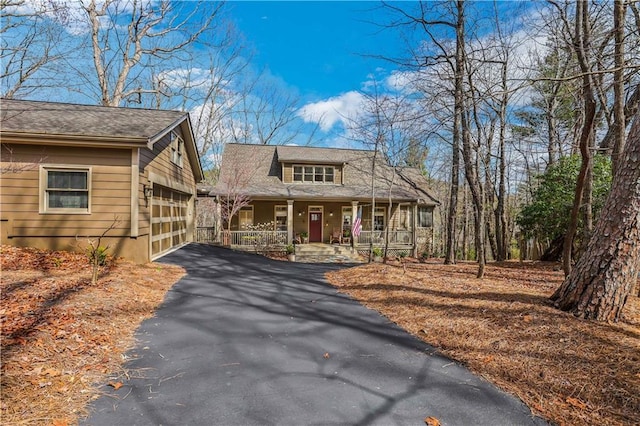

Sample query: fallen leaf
[482,355,495,364]
[52,419,69,426]
[523,315,533,323]
[323,352,330,359]
[424,416,440,426]
[45,368,61,377]
[566,396,587,410]
[108,381,123,390]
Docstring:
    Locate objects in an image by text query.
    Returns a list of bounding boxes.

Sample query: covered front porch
[213,198,433,257]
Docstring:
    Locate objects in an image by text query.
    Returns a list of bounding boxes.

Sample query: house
[0,99,203,263]
[210,143,439,257]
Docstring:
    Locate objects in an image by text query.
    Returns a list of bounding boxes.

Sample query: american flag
[352,207,362,237]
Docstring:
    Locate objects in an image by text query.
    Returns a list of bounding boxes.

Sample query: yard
[0,245,185,425]
[1,245,638,425]
[325,260,640,426]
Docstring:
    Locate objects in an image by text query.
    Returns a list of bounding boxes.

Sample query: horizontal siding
[283,164,293,183]
[1,144,133,238]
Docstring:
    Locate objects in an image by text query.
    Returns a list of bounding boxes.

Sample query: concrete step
[294,244,363,263]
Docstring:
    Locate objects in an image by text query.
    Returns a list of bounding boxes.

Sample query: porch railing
[224,230,288,247]
[196,226,217,243]
[356,230,413,245]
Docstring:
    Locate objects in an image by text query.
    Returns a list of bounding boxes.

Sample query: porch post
[412,202,418,257]
[215,197,222,244]
[351,200,358,246]
[287,199,294,244]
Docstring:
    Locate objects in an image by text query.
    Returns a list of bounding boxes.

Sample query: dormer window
[293,165,335,183]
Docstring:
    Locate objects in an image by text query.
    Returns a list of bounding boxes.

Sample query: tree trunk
[551,113,640,321]
[562,0,596,276]
[612,0,627,176]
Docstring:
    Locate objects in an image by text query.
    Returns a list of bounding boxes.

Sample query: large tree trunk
[551,113,640,321]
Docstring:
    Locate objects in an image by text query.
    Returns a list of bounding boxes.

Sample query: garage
[151,185,190,259]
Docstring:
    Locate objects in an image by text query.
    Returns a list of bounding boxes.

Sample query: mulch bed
[1,245,185,425]
[325,259,640,426]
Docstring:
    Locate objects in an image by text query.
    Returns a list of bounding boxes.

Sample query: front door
[309,211,323,242]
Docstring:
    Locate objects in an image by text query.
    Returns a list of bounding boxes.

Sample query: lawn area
[325,260,640,426]
[0,245,185,425]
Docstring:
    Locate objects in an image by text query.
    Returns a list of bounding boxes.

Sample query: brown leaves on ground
[326,259,640,426]
[1,245,185,425]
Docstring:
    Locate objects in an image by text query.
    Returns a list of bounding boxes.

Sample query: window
[170,131,184,167]
[274,205,287,231]
[374,207,385,231]
[41,167,90,213]
[292,164,335,183]
[341,206,352,234]
[399,204,412,229]
[239,206,253,229]
[417,206,433,227]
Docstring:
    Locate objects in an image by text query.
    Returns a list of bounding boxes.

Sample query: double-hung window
[41,167,91,213]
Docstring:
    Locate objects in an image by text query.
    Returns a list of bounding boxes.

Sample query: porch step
[294,243,364,263]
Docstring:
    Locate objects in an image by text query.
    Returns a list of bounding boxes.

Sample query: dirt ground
[0,245,185,425]
[325,259,640,426]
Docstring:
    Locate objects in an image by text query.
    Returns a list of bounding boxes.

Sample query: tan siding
[283,164,293,183]
[1,144,132,238]
[334,166,343,184]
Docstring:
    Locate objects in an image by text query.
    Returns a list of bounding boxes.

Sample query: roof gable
[1,98,186,141]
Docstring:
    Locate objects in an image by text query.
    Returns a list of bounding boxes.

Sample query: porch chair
[330,228,342,244]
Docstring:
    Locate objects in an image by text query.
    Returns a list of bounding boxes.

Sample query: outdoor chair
[330,228,342,244]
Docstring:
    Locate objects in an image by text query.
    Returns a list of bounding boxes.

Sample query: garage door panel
[151,185,190,258]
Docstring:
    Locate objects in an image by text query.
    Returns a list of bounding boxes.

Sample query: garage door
[151,185,190,258]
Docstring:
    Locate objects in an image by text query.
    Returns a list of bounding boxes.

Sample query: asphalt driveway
[84,244,545,426]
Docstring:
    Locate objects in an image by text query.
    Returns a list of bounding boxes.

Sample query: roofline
[0,131,149,148]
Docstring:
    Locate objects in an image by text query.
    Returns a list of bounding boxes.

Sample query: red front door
[309,211,322,242]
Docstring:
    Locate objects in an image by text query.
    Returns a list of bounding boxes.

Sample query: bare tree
[77,0,223,107]
[1,1,68,98]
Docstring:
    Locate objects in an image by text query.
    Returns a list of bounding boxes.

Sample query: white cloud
[296,91,366,132]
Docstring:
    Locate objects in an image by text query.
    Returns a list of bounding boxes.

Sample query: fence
[196,227,217,243]
[224,230,288,247]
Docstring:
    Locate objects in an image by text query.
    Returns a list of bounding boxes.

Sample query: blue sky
[228,1,396,102]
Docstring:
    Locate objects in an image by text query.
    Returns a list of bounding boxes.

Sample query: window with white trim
[170,131,184,167]
[292,165,335,183]
[373,207,385,231]
[41,167,90,213]
[417,206,433,227]
[274,205,287,231]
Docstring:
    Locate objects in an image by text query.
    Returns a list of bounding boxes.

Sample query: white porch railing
[356,230,413,245]
[224,230,288,247]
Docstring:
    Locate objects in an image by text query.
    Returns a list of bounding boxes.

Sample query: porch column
[215,197,222,243]
[412,202,418,257]
[287,199,294,244]
[351,200,358,245]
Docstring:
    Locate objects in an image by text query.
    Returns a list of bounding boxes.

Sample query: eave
[0,131,149,148]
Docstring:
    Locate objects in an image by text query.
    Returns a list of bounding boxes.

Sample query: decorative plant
[372,247,383,258]
[286,244,295,254]
[299,231,308,238]
[343,229,351,237]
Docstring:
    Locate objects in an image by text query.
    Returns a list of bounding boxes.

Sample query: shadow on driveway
[83,244,546,426]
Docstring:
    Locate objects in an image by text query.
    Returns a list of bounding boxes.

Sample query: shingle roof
[212,143,439,205]
[0,98,187,141]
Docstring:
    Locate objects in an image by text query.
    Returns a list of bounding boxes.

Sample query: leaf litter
[326,259,640,426]
[1,245,185,425]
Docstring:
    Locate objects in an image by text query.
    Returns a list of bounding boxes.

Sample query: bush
[372,247,383,257]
